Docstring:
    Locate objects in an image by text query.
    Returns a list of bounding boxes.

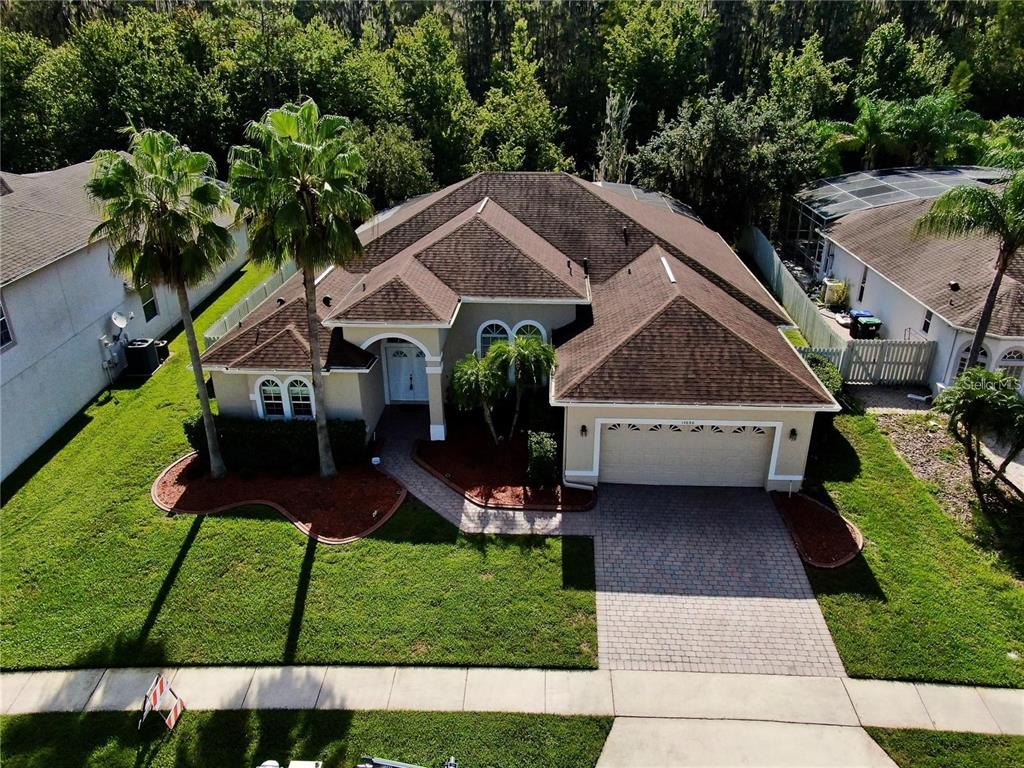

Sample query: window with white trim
[287,379,313,418]
[0,294,13,351]
[515,322,544,341]
[259,379,285,417]
[479,322,509,356]
[956,343,989,376]
[139,283,159,321]
[998,349,1024,385]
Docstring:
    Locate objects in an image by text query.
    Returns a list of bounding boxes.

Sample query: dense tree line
[2,0,1022,234]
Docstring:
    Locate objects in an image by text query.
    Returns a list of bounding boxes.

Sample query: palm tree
[487,335,556,440]
[451,353,507,445]
[229,99,372,478]
[821,96,902,170]
[915,171,1024,368]
[87,127,233,479]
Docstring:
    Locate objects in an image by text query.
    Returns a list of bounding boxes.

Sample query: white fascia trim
[362,333,442,363]
[577,416,797,484]
[203,361,378,375]
[459,296,591,305]
[324,320,451,328]
[550,397,840,413]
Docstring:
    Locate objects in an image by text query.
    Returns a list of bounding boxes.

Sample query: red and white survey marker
[138,673,186,730]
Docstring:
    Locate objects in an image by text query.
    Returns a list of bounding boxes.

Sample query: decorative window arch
[257,377,285,418]
[998,348,1024,385]
[477,320,511,356]
[287,378,314,419]
[955,342,991,376]
[512,320,546,342]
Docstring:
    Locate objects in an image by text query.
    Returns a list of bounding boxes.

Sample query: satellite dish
[111,311,129,329]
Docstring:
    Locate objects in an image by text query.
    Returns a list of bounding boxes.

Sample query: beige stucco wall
[561,403,820,492]
[211,368,379,432]
[340,325,444,359]
[441,301,579,377]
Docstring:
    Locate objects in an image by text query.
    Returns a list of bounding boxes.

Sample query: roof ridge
[231,322,307,368]
[343,273,444,322]
[470,210,587,298]
[359,173,482,247]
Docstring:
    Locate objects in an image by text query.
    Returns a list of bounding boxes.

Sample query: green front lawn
[0,711,613,768]
[0,263,597,670]
[806,415,1024,687]
[868,729,1024,768]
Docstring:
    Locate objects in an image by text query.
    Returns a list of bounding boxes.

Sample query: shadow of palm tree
[283,535,317,663]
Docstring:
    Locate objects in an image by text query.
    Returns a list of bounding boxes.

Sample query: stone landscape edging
[151,452,407,545]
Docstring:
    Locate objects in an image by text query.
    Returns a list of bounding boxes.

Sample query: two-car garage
[597,421,775,487]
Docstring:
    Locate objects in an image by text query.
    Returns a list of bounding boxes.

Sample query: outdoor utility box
[125,338,160,376]
[851,316,882,339]
[822,278,845,307]
[153,339,170,362]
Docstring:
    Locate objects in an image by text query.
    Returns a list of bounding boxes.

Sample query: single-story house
[820,198,1024,392]
[785,167,1022,392]
[201,172,838,491]
[0,161,248,480]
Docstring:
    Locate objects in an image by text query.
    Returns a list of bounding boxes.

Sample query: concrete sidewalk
[2,666,1021,736]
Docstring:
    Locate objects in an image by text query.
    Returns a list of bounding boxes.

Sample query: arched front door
[384,342,428,402]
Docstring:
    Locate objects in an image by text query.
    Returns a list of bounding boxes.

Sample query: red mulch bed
[152,453,406,544]
[771,492,864,569]
[416,425,594,511]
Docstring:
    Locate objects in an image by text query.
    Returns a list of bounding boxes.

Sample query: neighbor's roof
[203,172,833,407]
[793,166,1009,223]
[0,162,100,286]
[826,198,1024,337]
[0,160,238,288]
[553,247,834,406]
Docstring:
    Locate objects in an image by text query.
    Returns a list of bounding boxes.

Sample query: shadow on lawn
[73,517,204,669]
[283,536,317,663]
[1,411,93,504]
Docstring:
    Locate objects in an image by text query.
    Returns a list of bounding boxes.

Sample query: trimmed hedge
[806,353,844,397]
[184,413,368,475]
[527,431,559,488]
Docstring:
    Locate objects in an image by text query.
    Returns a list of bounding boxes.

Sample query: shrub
[184,414,367,475]
[527,431,559,488]
[806,353,844,397]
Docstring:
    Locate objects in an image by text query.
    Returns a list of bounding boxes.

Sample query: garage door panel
[599,423,772,487]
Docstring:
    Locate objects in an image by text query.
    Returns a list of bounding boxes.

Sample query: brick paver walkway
[377,408,593,536]
[594,485,846,676]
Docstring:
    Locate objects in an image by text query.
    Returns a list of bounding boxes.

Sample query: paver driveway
[595,485,845,676]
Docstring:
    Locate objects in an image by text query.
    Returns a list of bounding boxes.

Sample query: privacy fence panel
[739,227,847,349]
[203,262,298,349]
[800,340,936,385]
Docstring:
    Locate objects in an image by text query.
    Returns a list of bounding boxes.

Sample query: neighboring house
[0,161,249,480]
[201,172,838,492]
[788,168,1022,392]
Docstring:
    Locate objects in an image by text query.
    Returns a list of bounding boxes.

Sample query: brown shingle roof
[553,247,833,406]
[201,296,374,371]
[826,198,1024,336]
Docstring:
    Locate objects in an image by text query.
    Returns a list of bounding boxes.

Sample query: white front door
[385,343,428,402]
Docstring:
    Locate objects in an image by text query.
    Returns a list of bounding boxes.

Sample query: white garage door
[599,422,773,487]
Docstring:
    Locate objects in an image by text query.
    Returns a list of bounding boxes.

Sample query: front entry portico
[384,342,428,402]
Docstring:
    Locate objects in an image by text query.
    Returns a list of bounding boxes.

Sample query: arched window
[258,379,284,418]
[287,378,313,418]
[956,343,990,375]
[998,349,1024,385]
[478,321,510,356]
[513,321,546,342]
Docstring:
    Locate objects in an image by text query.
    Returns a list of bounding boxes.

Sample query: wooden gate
[801,340,936,385]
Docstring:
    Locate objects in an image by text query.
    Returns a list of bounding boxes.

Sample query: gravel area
[874,412,976,525]
[850,384,934,413]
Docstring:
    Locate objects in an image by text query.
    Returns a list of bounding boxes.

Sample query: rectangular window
[139,283,159,322]
[922,310,932,334]
[0,295,13,350]
[857,265,868,303]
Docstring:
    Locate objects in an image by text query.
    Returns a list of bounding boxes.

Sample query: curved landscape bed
[771,491,864,568]
[153,452,406,544]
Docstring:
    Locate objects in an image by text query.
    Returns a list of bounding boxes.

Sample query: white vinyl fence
[801,340,936,385]
[739,227,847,349]
[203,262,299,348]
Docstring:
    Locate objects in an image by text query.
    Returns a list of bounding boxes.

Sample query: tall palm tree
[87,127,233,479]
[915,171,1024,368]
[229,99,372,478]
[487,335,556,440]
